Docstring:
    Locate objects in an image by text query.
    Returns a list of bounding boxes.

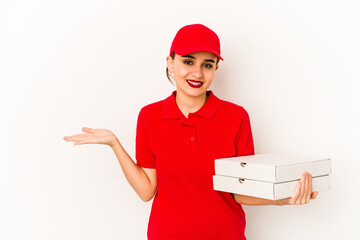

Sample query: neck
[175,90,209,117]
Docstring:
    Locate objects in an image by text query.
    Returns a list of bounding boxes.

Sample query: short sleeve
[235,108,255,157]
[135,108,156,168]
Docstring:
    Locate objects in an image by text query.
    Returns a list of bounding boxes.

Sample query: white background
[1,0,359,239]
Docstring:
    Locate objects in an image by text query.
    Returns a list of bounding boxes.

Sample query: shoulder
[217,98,250,119]
[138,97,166,119]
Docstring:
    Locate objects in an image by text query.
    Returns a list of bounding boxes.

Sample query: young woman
[63,24,318,240]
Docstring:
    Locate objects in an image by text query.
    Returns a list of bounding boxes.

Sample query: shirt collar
[163,90,220,120]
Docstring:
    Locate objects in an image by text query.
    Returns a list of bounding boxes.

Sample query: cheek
[205,71,215,80]
[175,67,190,77]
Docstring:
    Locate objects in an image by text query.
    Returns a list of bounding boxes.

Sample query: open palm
[63,127,116,147]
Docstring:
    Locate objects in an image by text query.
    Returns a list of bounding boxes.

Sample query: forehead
[177,51,217,59]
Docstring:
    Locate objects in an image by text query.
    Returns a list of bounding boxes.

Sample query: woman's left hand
[278,172,318,205]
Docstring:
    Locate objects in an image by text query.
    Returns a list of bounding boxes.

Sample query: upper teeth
[188,80,202,85]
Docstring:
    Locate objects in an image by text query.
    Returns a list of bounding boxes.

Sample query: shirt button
[191,137,195,141]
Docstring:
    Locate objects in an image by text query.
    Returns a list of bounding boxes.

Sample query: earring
[170,72,174,78]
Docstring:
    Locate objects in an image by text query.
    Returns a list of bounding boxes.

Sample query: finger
[311,191,318,199]
[74,139,95,145]
[296,173,306,204]
[290,181,301,205]
[82,127,94,134]
[64,133,85,139]
[64,134,87,142]
[302,172,309,204]
[63,135,72,140]
[306,174,312,203]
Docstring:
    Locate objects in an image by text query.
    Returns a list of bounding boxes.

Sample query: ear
[215,64,219,71]
[166,55,174,73]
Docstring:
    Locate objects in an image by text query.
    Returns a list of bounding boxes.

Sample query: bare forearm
[232,193,285,206]
[111,138,154,202]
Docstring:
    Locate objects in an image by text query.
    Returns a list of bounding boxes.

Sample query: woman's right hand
[63,127,117,147]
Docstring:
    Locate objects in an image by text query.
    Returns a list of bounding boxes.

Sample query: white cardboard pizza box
[213,174,330,200]
[214,153,332,183]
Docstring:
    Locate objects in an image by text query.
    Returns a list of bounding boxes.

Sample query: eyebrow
[181,54,215,63]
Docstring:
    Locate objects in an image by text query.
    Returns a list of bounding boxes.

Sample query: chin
[187,89,208,97]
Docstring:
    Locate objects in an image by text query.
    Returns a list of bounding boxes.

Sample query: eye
[183,60,193,65]
[204,64,213,68]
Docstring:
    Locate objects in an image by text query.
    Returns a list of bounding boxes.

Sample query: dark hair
[166,51,220,85]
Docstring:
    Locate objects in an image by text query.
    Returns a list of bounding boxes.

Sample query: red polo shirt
[136,90,255,240]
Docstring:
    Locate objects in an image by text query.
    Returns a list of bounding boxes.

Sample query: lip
[187,79,203,83]
[186,79,204,88]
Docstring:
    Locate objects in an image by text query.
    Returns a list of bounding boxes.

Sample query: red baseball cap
[169,24,224,61]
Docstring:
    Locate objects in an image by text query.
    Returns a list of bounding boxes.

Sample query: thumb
[82,127,93,133]
[311,191,318,199]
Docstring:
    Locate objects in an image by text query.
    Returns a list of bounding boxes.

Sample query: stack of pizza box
[213,153,331,200]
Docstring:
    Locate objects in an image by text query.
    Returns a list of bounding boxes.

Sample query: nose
[191,64,204,78]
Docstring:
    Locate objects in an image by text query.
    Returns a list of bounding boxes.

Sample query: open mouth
[187,79,203,88]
